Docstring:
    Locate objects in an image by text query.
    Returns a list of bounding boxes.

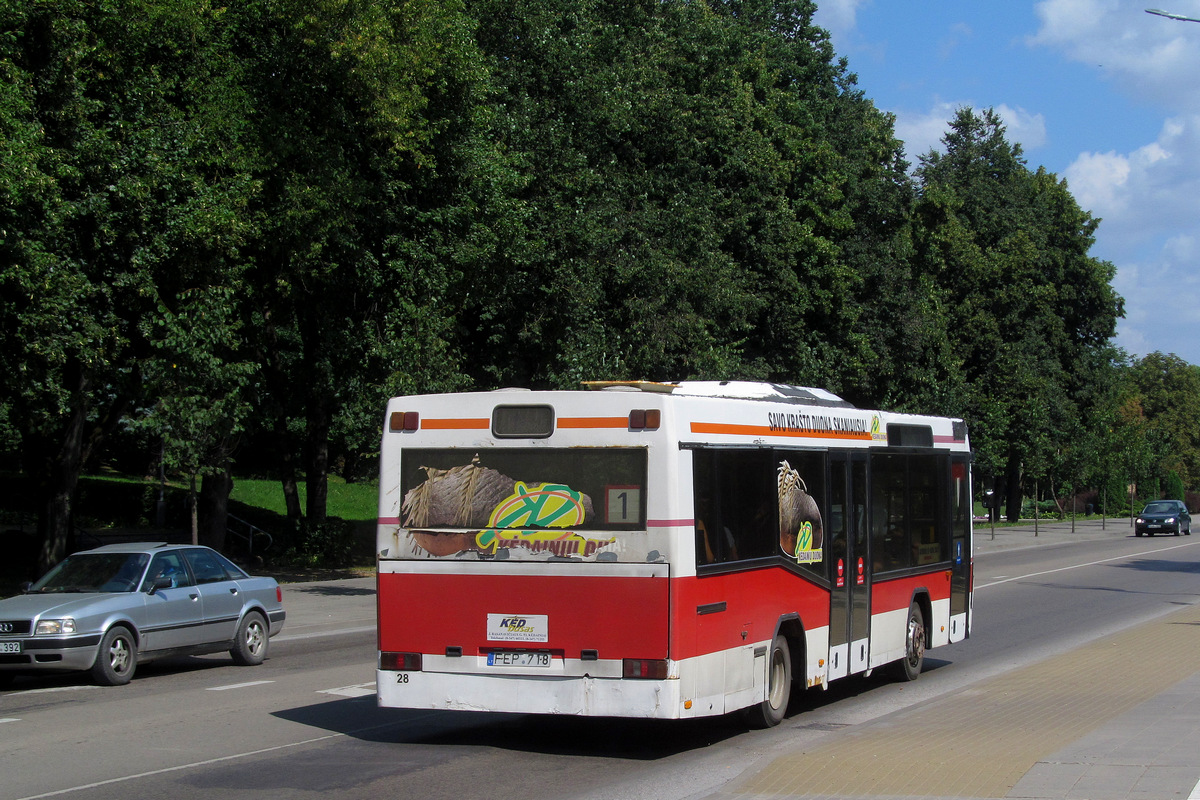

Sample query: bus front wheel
[748,636,792,728]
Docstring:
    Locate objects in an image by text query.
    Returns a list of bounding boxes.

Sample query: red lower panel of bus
[871,570,953,615]
[670,566,830,661]
[377,570,670,658]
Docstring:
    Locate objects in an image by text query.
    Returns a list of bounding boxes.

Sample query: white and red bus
[376,381,972,726]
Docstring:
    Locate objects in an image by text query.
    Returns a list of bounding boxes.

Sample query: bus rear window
[399,448,647,532]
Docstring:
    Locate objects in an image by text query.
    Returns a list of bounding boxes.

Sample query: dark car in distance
[1135,500,1192,537]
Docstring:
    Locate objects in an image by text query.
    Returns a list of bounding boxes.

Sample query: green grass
[0,472,379,593]
[230,476,378,522]
[0,471,378,531]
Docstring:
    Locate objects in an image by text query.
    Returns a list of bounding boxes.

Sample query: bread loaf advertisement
[400,455,616,559]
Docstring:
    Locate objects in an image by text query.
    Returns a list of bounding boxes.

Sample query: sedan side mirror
[147,575,173,594]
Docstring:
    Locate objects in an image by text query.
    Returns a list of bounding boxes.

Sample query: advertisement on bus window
[395,450,658,562]
[692,449,825,573]
[778,459,824,564]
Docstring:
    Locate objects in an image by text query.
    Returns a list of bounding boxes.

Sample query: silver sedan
[0,542,285,685]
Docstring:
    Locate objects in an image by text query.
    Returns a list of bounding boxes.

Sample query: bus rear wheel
[895,601,926,682]
[748,636,791,728]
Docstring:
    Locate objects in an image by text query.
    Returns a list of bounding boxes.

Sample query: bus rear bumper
[376,669,683,719]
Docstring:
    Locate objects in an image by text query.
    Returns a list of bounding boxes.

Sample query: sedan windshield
[1142,502,1178,515]
[30,553,151,593]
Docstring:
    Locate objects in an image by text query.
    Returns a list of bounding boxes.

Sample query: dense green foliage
[1,0,1189,569]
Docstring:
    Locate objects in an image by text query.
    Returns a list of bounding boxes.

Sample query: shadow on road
[270,659,952,761]
[272,693,748,760]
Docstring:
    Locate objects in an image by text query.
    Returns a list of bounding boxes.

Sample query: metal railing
[225,514,273,558]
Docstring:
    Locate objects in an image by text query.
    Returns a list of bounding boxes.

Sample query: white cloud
[1029,2,1200,360]
[812,0,871,37]
[1029,0,1115,45]
[1164,233,1198,262]
[1032,0,1200,111]
[995,104,1048,150]
[1112,244,1200,359]
[1063,150,1132,213]
[892,102,1047,164]
[939,23,974,60]
[893,102,958,162]
[1067,115,1200,251]
[1070,113,1200,360]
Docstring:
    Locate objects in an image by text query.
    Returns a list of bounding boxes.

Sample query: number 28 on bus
[376,381,973,727]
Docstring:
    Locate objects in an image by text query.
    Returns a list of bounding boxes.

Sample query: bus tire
[748,636,791,728]
[895,601,926,682]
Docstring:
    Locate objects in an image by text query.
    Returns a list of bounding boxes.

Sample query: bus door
[827,452,870,681]
[949,454,972,641]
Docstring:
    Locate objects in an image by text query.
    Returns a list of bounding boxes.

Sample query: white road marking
[978,540,1200,589]
[318,682,375,698]
[1,717,20,723]
[274,625,374,642]
[12,685,100,695]
[206,680,274,691]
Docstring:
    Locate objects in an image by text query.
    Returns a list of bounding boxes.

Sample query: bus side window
[870,452,950,572]
[692,449,774,566]
[871,453,908,572]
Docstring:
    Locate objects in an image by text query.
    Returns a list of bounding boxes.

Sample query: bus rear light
[622,658,668,679]
[389,411,419,432]
[380,651,423,671]
[628,409,660,430]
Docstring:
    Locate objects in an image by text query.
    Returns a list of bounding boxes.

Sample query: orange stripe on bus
[690,422,872,440]
[557,417,629,429]
[421,418,490,430]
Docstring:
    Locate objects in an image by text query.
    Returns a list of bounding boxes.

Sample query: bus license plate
[487,651,551,668]
[0,641,21,654]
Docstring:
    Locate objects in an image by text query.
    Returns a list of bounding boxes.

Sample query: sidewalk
[973,515,1143,556]
[708,515,1200,800]
[272,574,376,643]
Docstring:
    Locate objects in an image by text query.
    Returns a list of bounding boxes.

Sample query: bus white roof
[584,380,853,408]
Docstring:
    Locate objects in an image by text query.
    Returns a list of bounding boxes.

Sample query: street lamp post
[985,489,995,540]
[1147,8,1200,22]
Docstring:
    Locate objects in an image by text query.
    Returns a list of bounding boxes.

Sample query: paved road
[272,515,1200,800]
[5,515,1196,800]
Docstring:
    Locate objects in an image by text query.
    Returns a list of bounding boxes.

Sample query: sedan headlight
[1166,517,1176,524]
[36,619,77,635]
[1136,517,1144,524]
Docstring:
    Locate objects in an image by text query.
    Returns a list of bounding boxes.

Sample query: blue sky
[813,0,1200,365]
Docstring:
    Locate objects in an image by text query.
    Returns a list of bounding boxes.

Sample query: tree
[465,0,907,393]
[1126,352,1200,488]
[912,108,1123,520]
[0,0,256,572]
[219,0,498,524]
[135,287,256,546]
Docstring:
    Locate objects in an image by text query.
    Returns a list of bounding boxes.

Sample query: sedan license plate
[487,651,551,668]
[0,641,21,654]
